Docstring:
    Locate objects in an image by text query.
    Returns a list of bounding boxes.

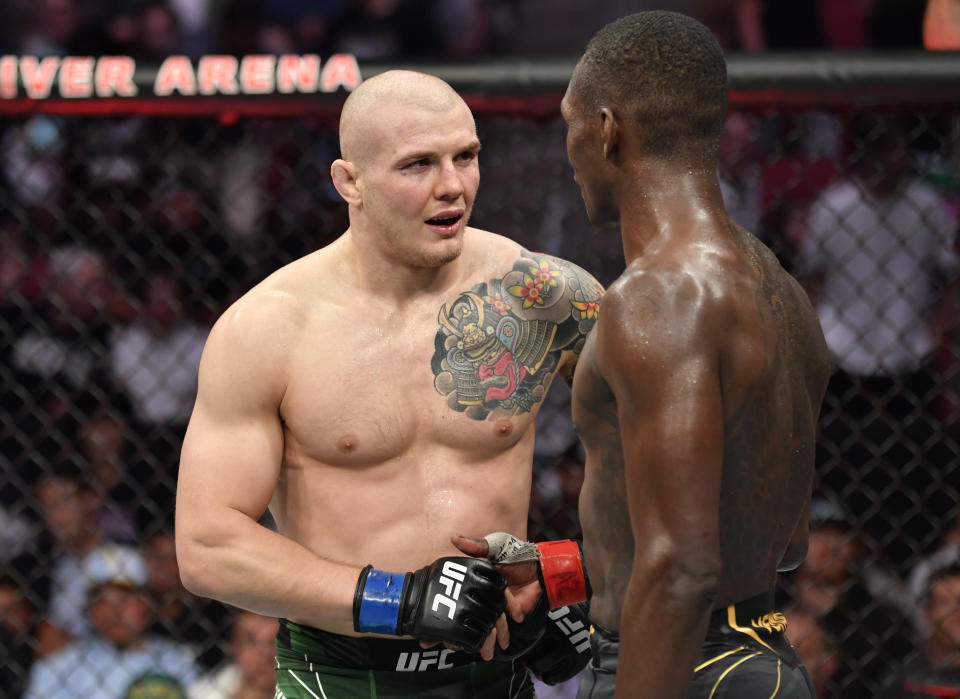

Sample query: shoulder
[464,227,605,300]
[601,262,713,335]
[467,228,595,269]
[207,257,315,356]
[197,259,319,402]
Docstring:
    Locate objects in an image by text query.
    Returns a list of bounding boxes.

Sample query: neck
[339,228,463,303]
[616,160,728,263]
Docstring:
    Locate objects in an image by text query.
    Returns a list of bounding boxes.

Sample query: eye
[455,151,477,164]
[402,158,430,170]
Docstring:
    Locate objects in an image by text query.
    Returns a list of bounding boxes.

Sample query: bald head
[339,70,472,165]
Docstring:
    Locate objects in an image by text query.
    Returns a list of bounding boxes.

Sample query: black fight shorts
[576,590,816,699]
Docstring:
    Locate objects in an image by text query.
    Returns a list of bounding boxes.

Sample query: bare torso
[573,220,830,631]
[241,229,602,634]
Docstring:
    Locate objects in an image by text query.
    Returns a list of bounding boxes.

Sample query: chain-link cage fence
[1,55,959,698]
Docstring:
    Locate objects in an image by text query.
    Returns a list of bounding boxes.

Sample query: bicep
[177,320,286,524]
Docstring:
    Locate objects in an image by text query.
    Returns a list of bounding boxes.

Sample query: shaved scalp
[339,70,473,165]
[574,11,727,161]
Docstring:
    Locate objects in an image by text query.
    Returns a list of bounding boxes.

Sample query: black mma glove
[493,594,592,684]
[353,556,507,655]
[521,602,592,685]
[492,594,550,660]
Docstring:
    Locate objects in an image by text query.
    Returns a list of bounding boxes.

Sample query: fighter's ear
[331,159,362,206]
[599,107,619,162]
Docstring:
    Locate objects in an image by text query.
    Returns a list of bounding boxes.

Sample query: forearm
[177,506,358,630]
[615,563,719,699]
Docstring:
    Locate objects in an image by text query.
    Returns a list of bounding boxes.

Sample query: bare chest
[279,313,535,465]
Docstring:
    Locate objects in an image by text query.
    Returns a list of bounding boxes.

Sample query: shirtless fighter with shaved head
[175,70,603,698]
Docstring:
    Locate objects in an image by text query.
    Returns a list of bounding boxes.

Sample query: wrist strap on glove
[353,565,409,635]
[536,539,588,610]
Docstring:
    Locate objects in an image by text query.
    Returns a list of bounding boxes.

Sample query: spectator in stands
[208,0,298,56]
[109,261,209,521]
[15,0,82,55]
[74,391,139,543]
[110,263,207,430]
[934,225,960,433]
[718,110,763,235]
[0,573,38,699]
[262,0,343,53]
[187,610,278,699]
[784,607,842,699]
[881,556,960,698]
[733,0,926,51]
[781,497,916,698]
[868,0,928,48]
[795,113,960,566]
[136,1,183,60]
[0,115,67,211]
[10,246,122,456]
[925,0,960,49]
[145,527,231,671]
[907,514,960,633]
[32,463,110,656]
[734,0,867,51]
[23,544,200,699]
[320,0,488,60]
[43,388,140,545]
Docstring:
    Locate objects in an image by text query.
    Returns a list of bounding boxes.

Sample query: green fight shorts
[274,619,535,699]
[576,590,816,698]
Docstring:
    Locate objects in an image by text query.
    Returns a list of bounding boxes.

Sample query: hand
[354,556,507,656]
[420,608,512,661]
[453,532,589,612]
[521,602,592,685]
[452,534,542,623]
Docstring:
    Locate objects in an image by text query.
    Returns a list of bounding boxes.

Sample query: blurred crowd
[0,0,948,63]
[0,1,959,698]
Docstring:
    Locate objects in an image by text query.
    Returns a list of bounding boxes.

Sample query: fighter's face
[356,100,480,268]
[561,72,618,226]
[928,575,960,649]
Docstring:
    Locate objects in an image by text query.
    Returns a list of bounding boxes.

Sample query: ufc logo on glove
[431,560,467,619]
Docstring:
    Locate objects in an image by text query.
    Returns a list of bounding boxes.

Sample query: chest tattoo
[431,250,602,420]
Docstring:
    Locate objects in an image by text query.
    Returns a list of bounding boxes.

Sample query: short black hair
[575,11,728,160]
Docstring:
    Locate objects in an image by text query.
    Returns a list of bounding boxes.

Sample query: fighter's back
[713,222,830,605]
[574,218,829,629]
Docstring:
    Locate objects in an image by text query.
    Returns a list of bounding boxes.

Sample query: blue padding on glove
[356,568,405,634]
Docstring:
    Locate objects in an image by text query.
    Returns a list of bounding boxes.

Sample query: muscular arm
[175,293,359,628]
[599,272,724,699]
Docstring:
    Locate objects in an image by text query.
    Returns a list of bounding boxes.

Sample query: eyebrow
[397,140,482,163]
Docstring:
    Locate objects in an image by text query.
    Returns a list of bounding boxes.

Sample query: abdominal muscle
[273,431,534,635]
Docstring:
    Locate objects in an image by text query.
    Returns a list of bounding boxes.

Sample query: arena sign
[0,53,362,100]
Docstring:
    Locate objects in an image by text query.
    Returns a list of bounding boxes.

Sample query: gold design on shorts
[751,612,787,634]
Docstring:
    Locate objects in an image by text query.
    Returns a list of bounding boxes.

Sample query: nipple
[337,434,359,452]
[493,418,514,438]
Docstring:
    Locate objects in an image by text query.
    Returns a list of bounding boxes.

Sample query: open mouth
[426,213,463,227]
